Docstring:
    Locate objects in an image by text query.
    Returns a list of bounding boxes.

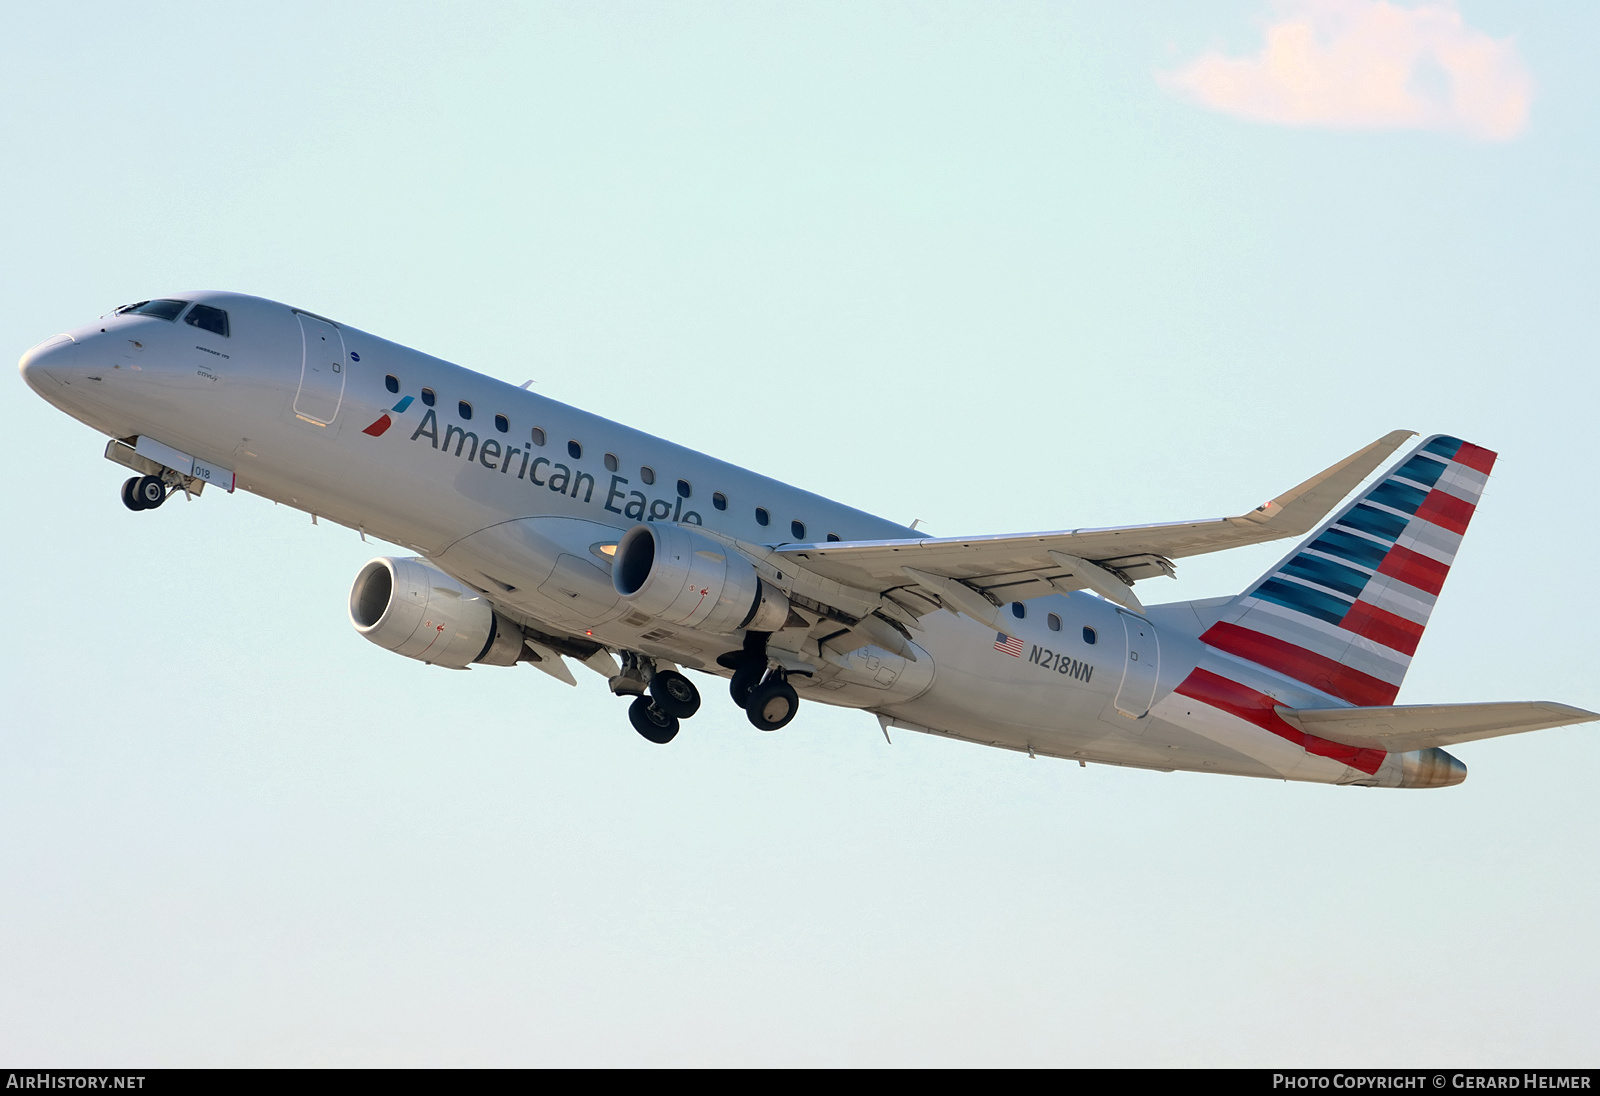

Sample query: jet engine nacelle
[612,523,791,635]
[349,556,525,668]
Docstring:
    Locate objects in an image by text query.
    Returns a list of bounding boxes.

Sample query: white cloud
[1160,1,1533,140]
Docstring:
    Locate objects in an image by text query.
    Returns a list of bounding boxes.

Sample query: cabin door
[293,313,347,425]
[1112,610,1160,719]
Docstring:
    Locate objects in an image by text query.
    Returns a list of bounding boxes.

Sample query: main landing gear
[120,475,168,511]
[725,638,799,732]
[614,635,804,745]
[614,652,703,745]
[734,665,799,731]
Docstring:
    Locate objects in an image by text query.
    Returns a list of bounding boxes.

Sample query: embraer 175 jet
[20,291,1596,788]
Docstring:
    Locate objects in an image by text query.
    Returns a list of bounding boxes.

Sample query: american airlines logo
[362,396,413,436]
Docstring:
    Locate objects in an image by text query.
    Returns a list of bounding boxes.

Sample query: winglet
[1231,430,1416,537]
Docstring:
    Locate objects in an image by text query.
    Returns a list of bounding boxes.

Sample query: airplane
[18,290,1597,789]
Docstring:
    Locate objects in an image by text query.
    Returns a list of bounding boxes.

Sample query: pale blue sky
[4,1,1597,1065]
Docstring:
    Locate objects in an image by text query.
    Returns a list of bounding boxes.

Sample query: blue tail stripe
[1279,553,1370,600]
[1422,436,1464,460]
[1394,454,1445,487]
[1367,479,1428,515]
[1308,528,1388,569]
[1254,578,1351,625]
[1338,503,1409,542]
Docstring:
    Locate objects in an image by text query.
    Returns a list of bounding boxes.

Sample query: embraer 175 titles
[20,292,1597,788]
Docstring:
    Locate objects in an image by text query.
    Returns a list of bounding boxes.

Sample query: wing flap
[1274,702,1600,753]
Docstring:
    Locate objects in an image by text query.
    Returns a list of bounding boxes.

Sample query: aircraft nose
[18,334,79,392]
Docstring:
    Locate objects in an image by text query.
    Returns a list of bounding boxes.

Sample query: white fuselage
[20,291,1420,787]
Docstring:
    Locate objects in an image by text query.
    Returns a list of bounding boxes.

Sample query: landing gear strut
[121,475,167,511]
[729,658,764,709]
[726,631,769,709]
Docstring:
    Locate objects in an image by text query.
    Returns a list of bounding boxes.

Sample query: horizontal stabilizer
[1274,701,1599,753]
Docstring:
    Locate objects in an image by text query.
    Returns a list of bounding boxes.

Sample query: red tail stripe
[1201,622,1400,707]
[1414,489,1474,536]
[1174,668,1387,775]
[1453,442,1498,475]
[1376,544,1450,596]
[1338,600,1424,657]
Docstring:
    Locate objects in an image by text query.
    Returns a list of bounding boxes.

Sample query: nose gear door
[293,313,347,425]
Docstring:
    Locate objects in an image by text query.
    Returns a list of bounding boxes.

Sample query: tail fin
[1195,435,1497,706]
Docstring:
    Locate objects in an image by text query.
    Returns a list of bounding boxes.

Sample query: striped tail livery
[1211,434,1495,705]
[1165,435,1591,788]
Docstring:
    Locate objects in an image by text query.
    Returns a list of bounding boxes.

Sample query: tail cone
[1398,747,1467,788]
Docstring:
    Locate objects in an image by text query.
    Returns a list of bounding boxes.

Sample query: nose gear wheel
[121,475,167,511]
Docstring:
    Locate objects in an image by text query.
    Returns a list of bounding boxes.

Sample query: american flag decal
[994,632,1024,657]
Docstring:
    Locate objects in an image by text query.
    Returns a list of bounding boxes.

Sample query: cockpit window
[116,299,189,322]
[183,304,230,337]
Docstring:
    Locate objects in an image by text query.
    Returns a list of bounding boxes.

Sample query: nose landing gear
[120,475,168,511]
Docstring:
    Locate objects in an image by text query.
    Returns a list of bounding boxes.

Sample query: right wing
[771,430,1415,616]
[687,430,1417,663]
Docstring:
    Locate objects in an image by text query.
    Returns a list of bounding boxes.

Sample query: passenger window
[1047,613,1061,632]
[712,492,727,511]
[567,440,582,460]
[677,479,691,498]
[755,507,770,526]
[604,453,619,472]
[385,375,399,394]
[183,303,230,337]
[530,427,546,446]
[458,401,473,420]
[1082,627,1097,645]
[1012,602,1026,619]
[494,414,509,433]
[826,533,841,542]
[641,466,656,485]
[421,388,436,407]
[791,520,806,540]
